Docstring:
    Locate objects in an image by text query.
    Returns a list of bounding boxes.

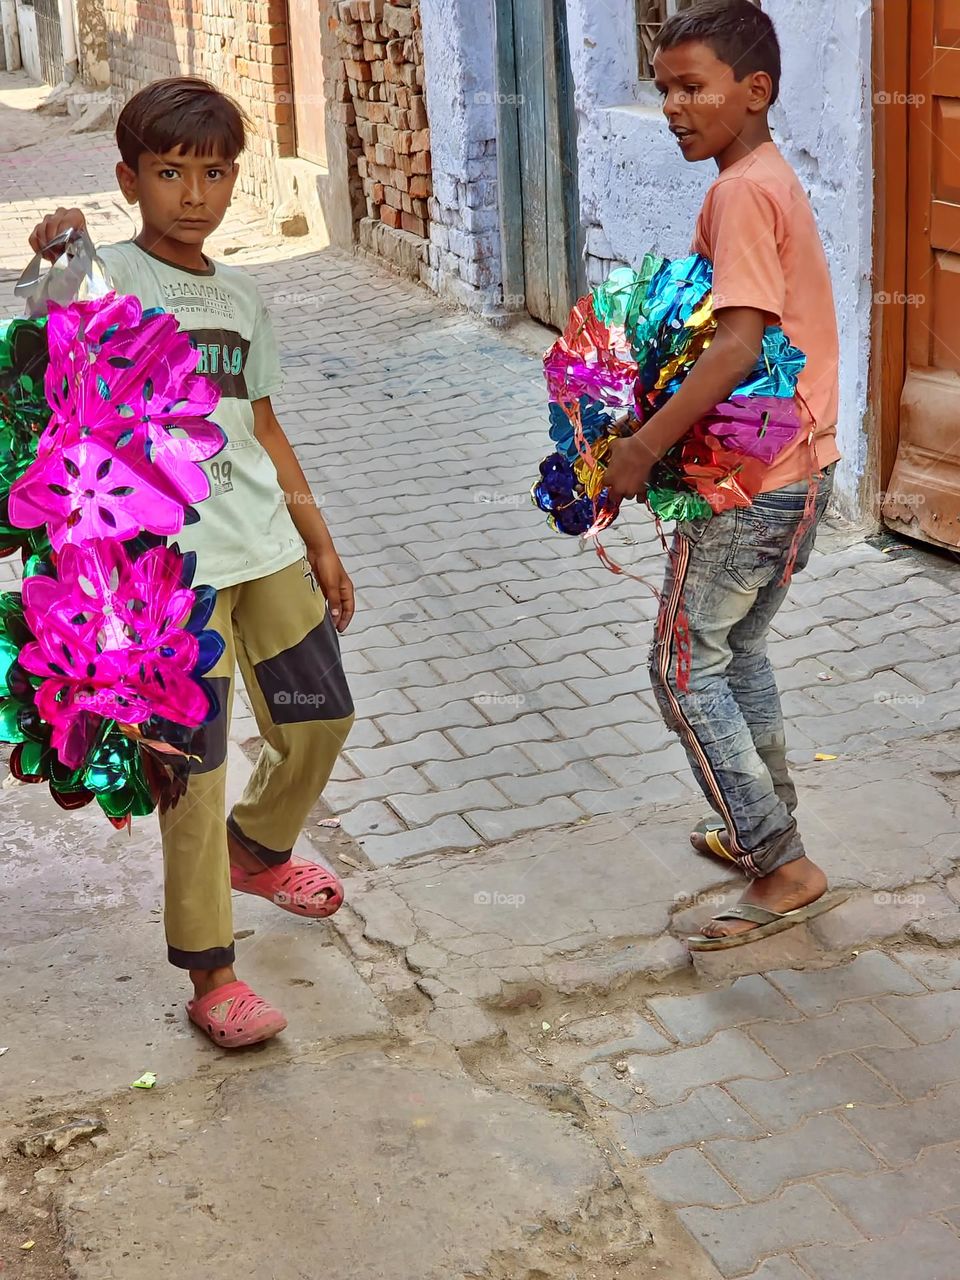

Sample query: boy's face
[654,41,770,166]
[117,146,239,246]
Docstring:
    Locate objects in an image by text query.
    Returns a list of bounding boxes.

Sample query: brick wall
[101,0,293,207]
[333,0,432,276]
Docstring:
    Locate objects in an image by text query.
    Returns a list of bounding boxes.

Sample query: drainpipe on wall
[1,0,21,72]
[58,0,79,82]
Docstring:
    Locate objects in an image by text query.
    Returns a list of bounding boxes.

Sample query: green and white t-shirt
[98,240,303,590]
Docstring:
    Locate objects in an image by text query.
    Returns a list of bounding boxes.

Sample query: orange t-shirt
[691,141,841,491]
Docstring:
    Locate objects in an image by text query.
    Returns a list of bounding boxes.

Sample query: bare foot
[699,856,828,940]
[689,826,746,870]
[189,965,237,1000]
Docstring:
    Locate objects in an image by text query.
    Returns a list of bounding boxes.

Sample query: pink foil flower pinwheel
[19,540,213,769]
[9,293,225,548]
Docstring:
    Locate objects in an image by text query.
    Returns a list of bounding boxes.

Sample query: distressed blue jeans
[650,467,835,877]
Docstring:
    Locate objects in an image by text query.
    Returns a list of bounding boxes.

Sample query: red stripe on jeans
[656,536,761,878]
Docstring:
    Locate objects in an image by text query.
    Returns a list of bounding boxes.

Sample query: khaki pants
[159,559,354,969]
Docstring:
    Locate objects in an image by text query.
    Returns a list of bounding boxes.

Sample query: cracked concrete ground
[2,69,960,1280]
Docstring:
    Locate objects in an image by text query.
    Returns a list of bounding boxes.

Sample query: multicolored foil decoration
[0,284,227,828]
[532,252,808,538]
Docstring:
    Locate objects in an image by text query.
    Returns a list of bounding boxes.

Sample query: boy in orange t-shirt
[605,0,841,949]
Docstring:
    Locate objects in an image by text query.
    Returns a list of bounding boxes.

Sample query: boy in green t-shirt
[30,77,356,1049]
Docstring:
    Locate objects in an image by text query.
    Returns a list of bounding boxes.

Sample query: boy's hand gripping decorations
[532,253,807,538]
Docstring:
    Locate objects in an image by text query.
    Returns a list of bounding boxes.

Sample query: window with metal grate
[636,0,698,79]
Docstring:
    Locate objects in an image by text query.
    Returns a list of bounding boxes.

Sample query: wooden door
[882,0,960,548]
[33,0,65,86]
[288,0,328,167]
[504,0,581,329]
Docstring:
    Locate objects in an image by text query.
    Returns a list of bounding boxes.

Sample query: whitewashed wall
[16,0,41,83]
[565,0,875,516]
[420,0,503,314]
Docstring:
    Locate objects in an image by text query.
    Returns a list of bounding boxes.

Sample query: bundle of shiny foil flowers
[532,253,807,536]
[0,290,226,829]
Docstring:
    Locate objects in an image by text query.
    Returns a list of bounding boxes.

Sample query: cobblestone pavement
[567,948,960,1278]
[4,72,960,1280]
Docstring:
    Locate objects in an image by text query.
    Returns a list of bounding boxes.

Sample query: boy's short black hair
[656,0,781,106]
[116,76,248,171]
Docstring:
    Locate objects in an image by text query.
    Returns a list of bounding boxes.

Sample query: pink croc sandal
[230,857,344,919]
[187,980,288,1049]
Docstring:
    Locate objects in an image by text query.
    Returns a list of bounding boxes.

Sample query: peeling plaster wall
[566,0,874,516]
[419,0,502,313]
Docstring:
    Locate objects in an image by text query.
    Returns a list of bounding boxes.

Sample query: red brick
[385,60,404,83]
[365,102,390,122]
[371,181,385,202]
[371,62,385,82]
[393,130,413,156]
[268,100,294,125]
[401,211,427,237]
[410,128,430,153]
[393,170,409,192]
[345,59,372,80]
[384,186,404,210]
[408,94,427,129]
[336,79,352,102]
[386,36,405,64]
[401,63,418,87]
[340,20,363,44]
[257,21,287,44]
[412,196,428,219]
[363,39,384,60]
[374,143,395,167]
[394,86,410,108]
[381,205,402,229]
[411,150,431,175]
[408,174,430,198]
[387,105,408,128]
[400,192,412,213]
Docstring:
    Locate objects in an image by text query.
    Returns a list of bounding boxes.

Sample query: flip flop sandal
[687,895,846,952]
[690,818,741,866]
[187,980,288,1048]
[230,857,344,919]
